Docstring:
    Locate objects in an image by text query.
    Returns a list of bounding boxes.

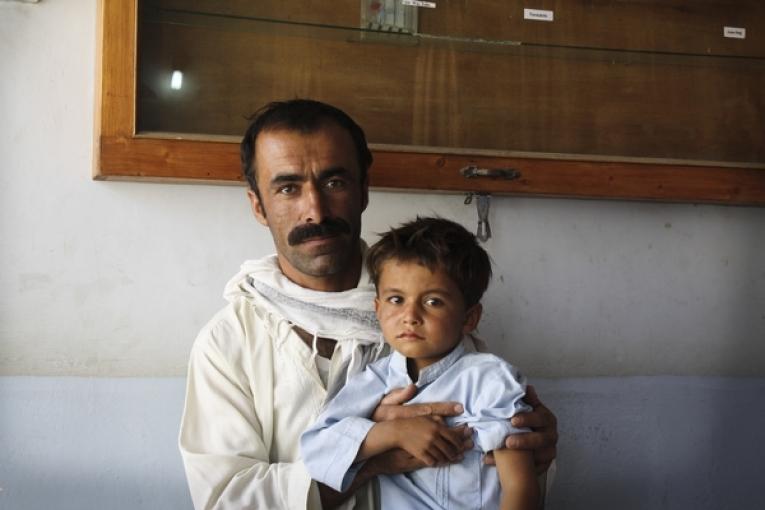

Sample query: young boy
[300,217,540,510]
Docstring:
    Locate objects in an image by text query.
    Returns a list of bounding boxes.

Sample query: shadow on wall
[715,207,765,374]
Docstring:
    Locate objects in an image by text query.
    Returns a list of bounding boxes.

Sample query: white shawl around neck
[223,251,385,392]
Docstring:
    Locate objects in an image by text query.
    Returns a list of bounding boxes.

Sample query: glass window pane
[137,0,765,165]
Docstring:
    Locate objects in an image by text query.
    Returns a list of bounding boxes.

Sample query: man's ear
[361,175,369,212]
[462,303,483,334]
[247,189,269,226]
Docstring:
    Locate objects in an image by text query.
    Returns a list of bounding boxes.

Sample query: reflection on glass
[170,70,183,90]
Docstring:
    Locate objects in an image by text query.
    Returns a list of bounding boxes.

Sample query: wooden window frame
[95,0,765,206]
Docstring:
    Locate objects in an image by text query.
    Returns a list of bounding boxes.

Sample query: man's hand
[372,384,464,422]
[485,385,558,474]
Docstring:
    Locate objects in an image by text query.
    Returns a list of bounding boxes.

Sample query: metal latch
[460,165,521,180]
[464,192,492,242]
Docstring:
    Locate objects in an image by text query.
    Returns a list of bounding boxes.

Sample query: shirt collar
[390,338,468,387]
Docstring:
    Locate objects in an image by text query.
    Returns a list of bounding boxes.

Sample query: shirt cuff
[324,416,376,492]
[472,420,531,452]
[287,459,319,509]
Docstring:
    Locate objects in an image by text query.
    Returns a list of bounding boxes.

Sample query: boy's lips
[396,331,424,340]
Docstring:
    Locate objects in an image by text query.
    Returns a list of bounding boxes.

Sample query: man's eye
[277,184,297,195]
[325,178,346,190]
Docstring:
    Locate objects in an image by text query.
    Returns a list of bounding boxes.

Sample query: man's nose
[302,184,329,223]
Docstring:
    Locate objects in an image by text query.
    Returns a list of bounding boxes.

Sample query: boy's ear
[374,296,380,314]
[462,303,483,334]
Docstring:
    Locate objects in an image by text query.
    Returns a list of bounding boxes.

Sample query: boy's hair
[366,217,492,307]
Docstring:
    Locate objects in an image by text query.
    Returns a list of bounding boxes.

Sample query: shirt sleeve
[300,360,390,492]
[179,317,320,510]
[460,360,533,453]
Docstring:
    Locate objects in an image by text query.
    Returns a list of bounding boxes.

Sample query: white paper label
[723,26,746,39]
[402,0,436,8]
[524,8,554,22]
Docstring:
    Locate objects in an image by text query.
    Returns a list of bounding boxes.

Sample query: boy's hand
[372,384,464,422]
[363,448,426,476]
[394,417,472,466]
[484,385,558,474]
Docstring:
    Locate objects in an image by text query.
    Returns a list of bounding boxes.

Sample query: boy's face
[374,260,482,374]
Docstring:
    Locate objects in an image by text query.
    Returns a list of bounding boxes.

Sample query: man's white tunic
[179,257,383,510]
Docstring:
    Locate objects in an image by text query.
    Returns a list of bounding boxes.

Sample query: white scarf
[223,251,385,395]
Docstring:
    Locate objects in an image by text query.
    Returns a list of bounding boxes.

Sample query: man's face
[248,122,369,291]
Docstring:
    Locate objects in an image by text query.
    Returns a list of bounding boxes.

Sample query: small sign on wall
[723,26,746,39]
[524,8,554,22]
[402,0,436,7]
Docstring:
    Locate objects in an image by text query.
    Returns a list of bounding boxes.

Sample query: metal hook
[465,192,492,242]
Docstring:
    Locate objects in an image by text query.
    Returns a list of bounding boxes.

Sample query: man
[179,99,558,509]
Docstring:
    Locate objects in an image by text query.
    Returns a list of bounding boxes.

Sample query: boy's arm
[357,417,469,465]
[318,448,424,509]
[505,386,559,474]
[494,448,540,510]
[319,419,469,510]
[301,363,393,494]
[471,332,559,473]
[355,421,400,461]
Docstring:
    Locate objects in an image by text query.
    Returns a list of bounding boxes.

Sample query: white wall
[1,0,762,377]
[1,1,764,509]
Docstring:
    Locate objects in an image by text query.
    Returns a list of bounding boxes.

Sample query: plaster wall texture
[2,0,763,378]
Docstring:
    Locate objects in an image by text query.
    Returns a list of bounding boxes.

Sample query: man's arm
[180,324,319,510]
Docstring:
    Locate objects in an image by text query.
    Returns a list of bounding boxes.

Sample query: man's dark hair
[240,99,373,194]
[366,217,492,308]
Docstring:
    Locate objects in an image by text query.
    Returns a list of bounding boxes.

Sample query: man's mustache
[287,218,351,246]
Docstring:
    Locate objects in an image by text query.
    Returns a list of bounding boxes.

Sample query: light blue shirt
[300,338,531,509]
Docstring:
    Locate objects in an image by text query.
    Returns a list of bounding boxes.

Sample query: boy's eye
[424,297,444,307]
[386,296,403,305]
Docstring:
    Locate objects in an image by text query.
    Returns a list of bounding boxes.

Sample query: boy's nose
[402,304,422,325]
